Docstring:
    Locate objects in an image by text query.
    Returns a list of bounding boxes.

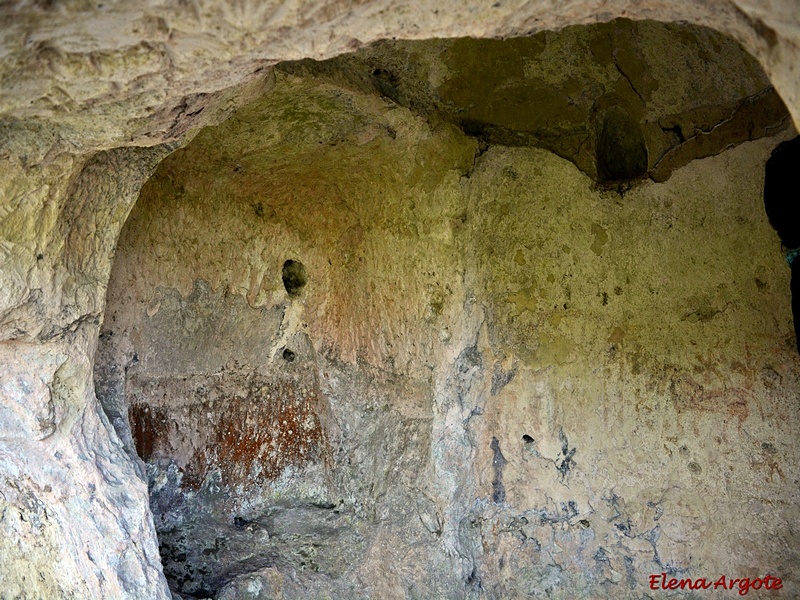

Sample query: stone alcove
[1,2,800,599]
[89,19,800,599]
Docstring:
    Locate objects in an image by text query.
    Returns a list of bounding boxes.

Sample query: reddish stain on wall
[128,369,326,490]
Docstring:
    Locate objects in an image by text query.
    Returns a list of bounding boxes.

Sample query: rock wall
[1,0,799,147]
[1,3,799,599]
[94,55,800,598]
[0,147,175,598]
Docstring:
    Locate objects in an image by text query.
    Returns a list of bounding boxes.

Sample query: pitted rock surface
[1,3,800,599]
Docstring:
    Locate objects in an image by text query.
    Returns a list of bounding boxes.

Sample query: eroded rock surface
[283,20,790,183]
[0,146,174,599]
[1,0,799,148]
[93,47,800,598]
[1,3,799,599]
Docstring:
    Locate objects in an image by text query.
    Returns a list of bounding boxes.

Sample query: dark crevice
[650,86,789,182]
[610,41,645,106]
[490,437,507,503]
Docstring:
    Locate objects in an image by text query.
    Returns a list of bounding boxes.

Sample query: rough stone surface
[283,20,790,183]
[0,0,799,147]
[1,2,800,599]
[0,329,171,599]
[0,145,174,599]
[93,62,800,599]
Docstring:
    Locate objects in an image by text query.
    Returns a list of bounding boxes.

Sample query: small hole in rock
[522,434,534,443]
[596,108,648,183]
[282,348,295,362]
[282,259,307,296]
[371,68,400,101]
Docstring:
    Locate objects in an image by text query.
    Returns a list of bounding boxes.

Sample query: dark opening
[596,108,649,183]
[282,259,307,296]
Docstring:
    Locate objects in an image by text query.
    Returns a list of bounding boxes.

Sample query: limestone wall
[95,67,800,598]
[1,3,799,599]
